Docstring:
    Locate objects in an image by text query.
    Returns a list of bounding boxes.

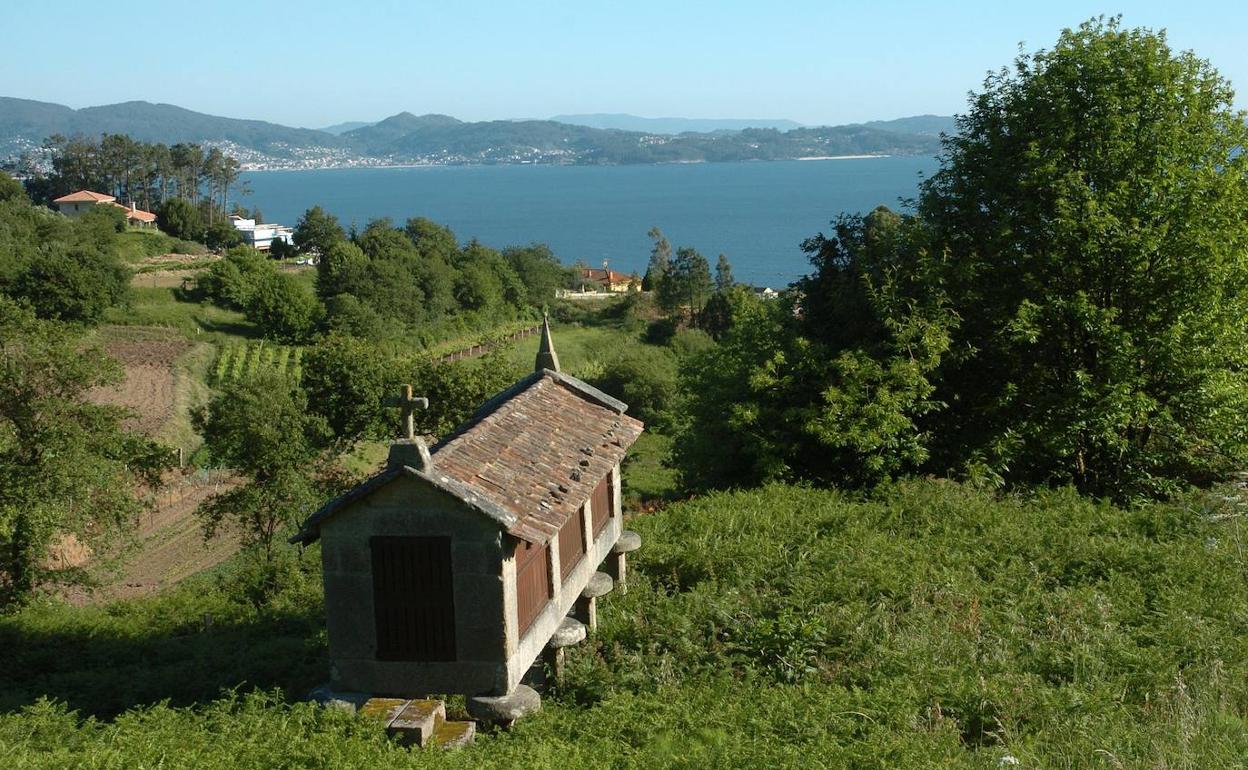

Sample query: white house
[229,215,295,251]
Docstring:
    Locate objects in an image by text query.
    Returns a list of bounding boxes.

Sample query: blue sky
[3,1,1246,128]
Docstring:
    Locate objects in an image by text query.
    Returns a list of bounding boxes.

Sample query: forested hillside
[0,97,944,168]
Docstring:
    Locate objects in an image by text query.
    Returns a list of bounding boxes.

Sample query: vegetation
[193,373,343,594]
[22,134,244,224]
[0,195,131,323]
[0,299,169,606]
[677,18,1248,501]
[4,17,1248,770]
[4,482,1248,766]
[211,341,304,386]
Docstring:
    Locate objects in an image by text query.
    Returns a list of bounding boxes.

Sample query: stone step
[360,697,451,748]
[431,719,477,749]
[390,699,446,747]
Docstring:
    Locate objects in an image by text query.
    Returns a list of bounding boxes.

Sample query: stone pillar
[575,571,614,631]
[542,617,586,683]
[607,530,641,595]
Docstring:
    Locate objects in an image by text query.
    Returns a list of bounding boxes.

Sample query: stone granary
[293,319,643,721]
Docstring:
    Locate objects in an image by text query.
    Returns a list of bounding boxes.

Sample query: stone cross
[387,384,429,440]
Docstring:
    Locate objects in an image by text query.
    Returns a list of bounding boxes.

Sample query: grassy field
[103,287,256,340]
[503,323,637,377]
[4,481,1246,767]
[116,229,205,264]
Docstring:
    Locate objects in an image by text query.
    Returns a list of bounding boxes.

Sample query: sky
[3,1,1247,129]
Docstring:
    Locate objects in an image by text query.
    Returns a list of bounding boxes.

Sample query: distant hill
[0,97,948,167]
[0,97,339,157]
[317,121,374,135]
[551,113,804,134]
[344,112,941,164]
[855,114,957,136]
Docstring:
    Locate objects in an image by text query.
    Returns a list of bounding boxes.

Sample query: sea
[241,155,940,287]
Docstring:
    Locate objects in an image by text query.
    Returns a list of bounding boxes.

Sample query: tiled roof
[108,202,157,222]
[53,190,116,204]
[578,267,632,284]
[430,371,643,542]
[292,370,643,545]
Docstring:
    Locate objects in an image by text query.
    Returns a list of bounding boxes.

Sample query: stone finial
[386,385,432,471]
[535,312,560,373]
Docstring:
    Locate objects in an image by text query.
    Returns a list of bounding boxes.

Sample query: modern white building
[229,215,295,251]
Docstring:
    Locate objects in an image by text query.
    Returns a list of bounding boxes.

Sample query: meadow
[3,481,1246,768]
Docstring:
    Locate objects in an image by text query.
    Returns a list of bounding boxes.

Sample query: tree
[246,272,323,344]
[157,197,204,241]
[918,17,1248,499]
[316,240,368,301]
[0,171,26,204]
[302,334,399,442]
[502,243,572,306]
[194,373,333,573]
[658,246,713,318]
[642,226,671,292]
[714,253,734,291]
[0,299,168,606]
[674,213,951,491]
[293,205,345,256]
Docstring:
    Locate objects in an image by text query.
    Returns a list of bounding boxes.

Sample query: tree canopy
[676,18,1248,501]
[0,299,168,605]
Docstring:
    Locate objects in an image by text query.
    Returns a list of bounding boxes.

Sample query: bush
[157,198,203,242]
[588,344,679,428]
[195,247,273,310]
[245,273,323,344]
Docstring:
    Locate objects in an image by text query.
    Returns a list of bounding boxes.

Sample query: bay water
[242,155,939,286]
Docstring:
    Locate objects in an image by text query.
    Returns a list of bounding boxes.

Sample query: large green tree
[0,299,168,606]
[194,373,334,569]
[920,18,1248,498]
[293,205,346,256]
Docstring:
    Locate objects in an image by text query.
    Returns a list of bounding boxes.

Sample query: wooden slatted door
[371,536,456,662]
[515,539,551,637]
[591,473,613,536]
[558,507,587,582]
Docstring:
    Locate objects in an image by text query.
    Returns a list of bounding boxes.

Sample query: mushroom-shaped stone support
[606,530,641,594]
[573,571,614,631]
[467,684,541,727]
[543,616,588,681]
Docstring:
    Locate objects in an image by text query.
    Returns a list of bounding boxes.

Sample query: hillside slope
[0,97,340,156]
[2,481,1245,766]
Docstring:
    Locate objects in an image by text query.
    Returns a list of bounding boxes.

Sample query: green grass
[103,287,256,340]
[503,323,639,377]
[116,230,206,263]
[211,341,304,386]
[621,431,677,506]
[4,481,1247,767]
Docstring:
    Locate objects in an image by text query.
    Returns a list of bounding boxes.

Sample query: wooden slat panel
[558,507,586,582]
[371,536,456,662]
[516,540,551,637]
[591,474,612,536]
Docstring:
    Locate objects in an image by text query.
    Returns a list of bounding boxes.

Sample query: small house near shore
[52,190,157,227]
[576,267,634,293]
[293,319,643,704]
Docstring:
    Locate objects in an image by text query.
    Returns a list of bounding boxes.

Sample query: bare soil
[62,471,244,605]
[87,336,191,435]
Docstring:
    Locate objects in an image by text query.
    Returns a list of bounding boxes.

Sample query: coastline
[245,154,896,173]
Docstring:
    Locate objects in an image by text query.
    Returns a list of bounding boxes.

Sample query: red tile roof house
[52,190,157,227]
[576,267,635,292]
[293,318,644,724]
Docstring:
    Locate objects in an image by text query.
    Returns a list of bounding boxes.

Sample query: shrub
[588,344,679,428]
